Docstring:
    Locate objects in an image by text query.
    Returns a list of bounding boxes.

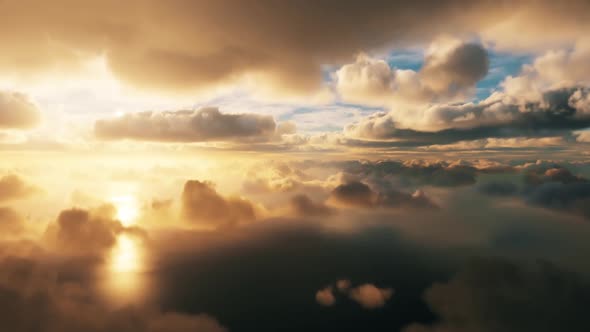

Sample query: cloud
[336,279,351,292]
[0,175,39,202]
[576,131,590,142]
[0,91,40,129]
[341,38,590,151]
[315,280,393,309]
[404,257,590,332]
[1,1,590,96]
[422,136,567,151]
[344,87,590,146]
[0,254,227,332]
[336,39,488,106]
[524,166,587,186]
[315,286,336,306]
[289,194,334,218]
[420,39,489,94]
[242,161,312,194]
[329,181,437,210]
[43,206,127,255]
[181,180,257,226]
[475,164,590,220]
[502,39,590,99]
[349,284,394,309]
[525,181,590,220]
[95,107,279,142]
[0,207,25,236]
[330,181,377,208]
[339,160,480,188]
[477,180,519,196]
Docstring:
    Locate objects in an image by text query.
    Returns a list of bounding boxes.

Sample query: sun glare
[104,233,147,303]
[111,195,139,226]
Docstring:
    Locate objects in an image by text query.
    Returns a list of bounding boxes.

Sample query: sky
[1,1,590,331]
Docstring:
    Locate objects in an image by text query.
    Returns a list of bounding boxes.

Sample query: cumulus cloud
[95,107,280,142]
[329,181,437,210]
[289,194,334,218]
[340,35,590,151]
[0,91,40,129]
[0,174,39,202]
[315,280,393,309]
[43,206,129,255]
[242,161,312,194]
[349,284,394,309]
[525,181,590,220]
[474,164,590,220]
[315,286,336,307]
[502,39,590,100]
[339,160,480,188]
[345,87,590,146]
[336,39,488,105]
[404,258,590,332]
[182,180,257,226]
[330,181,378,208]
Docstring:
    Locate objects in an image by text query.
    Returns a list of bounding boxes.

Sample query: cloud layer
[2,1,590,96]
[95,107,279,142]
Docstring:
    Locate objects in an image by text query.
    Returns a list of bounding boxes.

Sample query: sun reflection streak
[104,232,147,303]
[111,234,140,273]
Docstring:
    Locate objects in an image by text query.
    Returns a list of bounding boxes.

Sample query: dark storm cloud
[0,92,40,130]
[345,88,590,147]
[404,257,590,332]
[95,108,278,142]
[181,180,257,226]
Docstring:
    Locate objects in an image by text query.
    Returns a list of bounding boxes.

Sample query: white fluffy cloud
[335,38,488,107]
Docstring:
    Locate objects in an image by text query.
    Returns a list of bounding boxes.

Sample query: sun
[110,195,139,226]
